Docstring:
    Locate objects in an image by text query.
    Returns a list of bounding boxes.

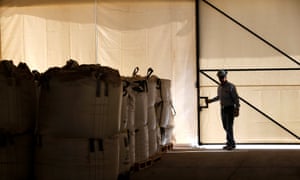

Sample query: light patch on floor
[200,144,300,150]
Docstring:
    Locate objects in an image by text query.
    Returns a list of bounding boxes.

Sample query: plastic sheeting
[0,0,197,145]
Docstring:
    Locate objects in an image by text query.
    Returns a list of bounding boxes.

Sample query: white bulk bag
[148,127,158,157]
[121,81,136,131]
[156,127,162,146]
[161,127,175,146]
[127,91,136,131]
[147,76,159,130]
[121,88,129,131]
[160,79,171,102]
[160,101,176,128]
[118,132,130,176]
[147,76,159,107]
[148,106,157,130]
[38,65,122,138]
[128,131,136,166]
[159,79,176,128]
[135,125,149,162]
[35,135,119,180]
[0,61,36,134]
[125,69,149,130]
[133,89,147,129]
[0,134,34,179]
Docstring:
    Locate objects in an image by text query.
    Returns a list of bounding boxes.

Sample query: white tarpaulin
[0,0,197,145]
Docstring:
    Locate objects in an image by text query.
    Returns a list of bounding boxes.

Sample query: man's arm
[231,85,240,117]
[206,96,219,104]
[231,85,240,108]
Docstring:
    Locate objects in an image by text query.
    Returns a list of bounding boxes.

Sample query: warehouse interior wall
[0,0,197,145]
[200,0,300,144]
[1,0,299,146]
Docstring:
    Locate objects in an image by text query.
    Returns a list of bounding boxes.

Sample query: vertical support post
[94,0,98,64]
[0,15,2,59]
[195,0,202,145]
[0,1,2,59]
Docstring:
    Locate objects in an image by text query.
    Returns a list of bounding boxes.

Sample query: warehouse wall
[200,0,300,143]
[2,0,299,145]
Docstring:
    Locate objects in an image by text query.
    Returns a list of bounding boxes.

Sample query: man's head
[217,70,227,84]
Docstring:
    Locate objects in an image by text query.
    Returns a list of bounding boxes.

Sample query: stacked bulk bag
[35,60,122,180]
[0,61,36,134]
[121,67,170,167]
[156,78,176,146]
[121,80,136,133]
[0,134,34,179]
[35,135,120,180]
[38,62,122,138]
[120,67,176,169]
[118,132,131,178]
[146,69,161,157]
[120,80,136,170]
[121,67,150,165]
[0,60,36,179]
[130,68,149,163]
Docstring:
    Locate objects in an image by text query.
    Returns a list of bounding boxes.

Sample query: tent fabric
[0,0,197,145]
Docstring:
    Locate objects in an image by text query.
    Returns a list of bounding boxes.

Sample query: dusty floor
[130,147,300,180]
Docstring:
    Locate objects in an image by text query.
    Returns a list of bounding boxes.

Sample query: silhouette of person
[207,70,240,150]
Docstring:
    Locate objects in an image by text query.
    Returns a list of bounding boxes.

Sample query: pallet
[150,153,162,163]
[133,152,163,171]
[133,158,153,171]
[160,143,173,153]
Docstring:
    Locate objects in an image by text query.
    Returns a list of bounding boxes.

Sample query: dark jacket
[211,81,240,108]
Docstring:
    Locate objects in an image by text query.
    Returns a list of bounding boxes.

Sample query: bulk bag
[118,132,131,177]
[129,79,148,129]
[121,80,135,131]
[0,60,36,134]
[147,75,160,130]
[38,64,122,138]
[35,135,119,180]
[158,79,175,128]
[0,134,34,179]
[128,131,136,166]
[135,125,149,162]
[148,127,158,157]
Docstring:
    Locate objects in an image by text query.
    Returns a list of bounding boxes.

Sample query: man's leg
[222,106,235,149]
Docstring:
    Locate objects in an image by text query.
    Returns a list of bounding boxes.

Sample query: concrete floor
[130,147,300,180]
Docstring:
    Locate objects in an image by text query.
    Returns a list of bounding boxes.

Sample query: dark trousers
[221,106,235,146]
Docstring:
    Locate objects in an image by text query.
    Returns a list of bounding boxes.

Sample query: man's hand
[234,108,239,117]
[206,98,212,104]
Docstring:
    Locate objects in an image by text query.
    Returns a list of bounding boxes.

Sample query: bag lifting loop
[132,67,139,77]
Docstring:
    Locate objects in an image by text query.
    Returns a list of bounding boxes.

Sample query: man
[206,70,240,150]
